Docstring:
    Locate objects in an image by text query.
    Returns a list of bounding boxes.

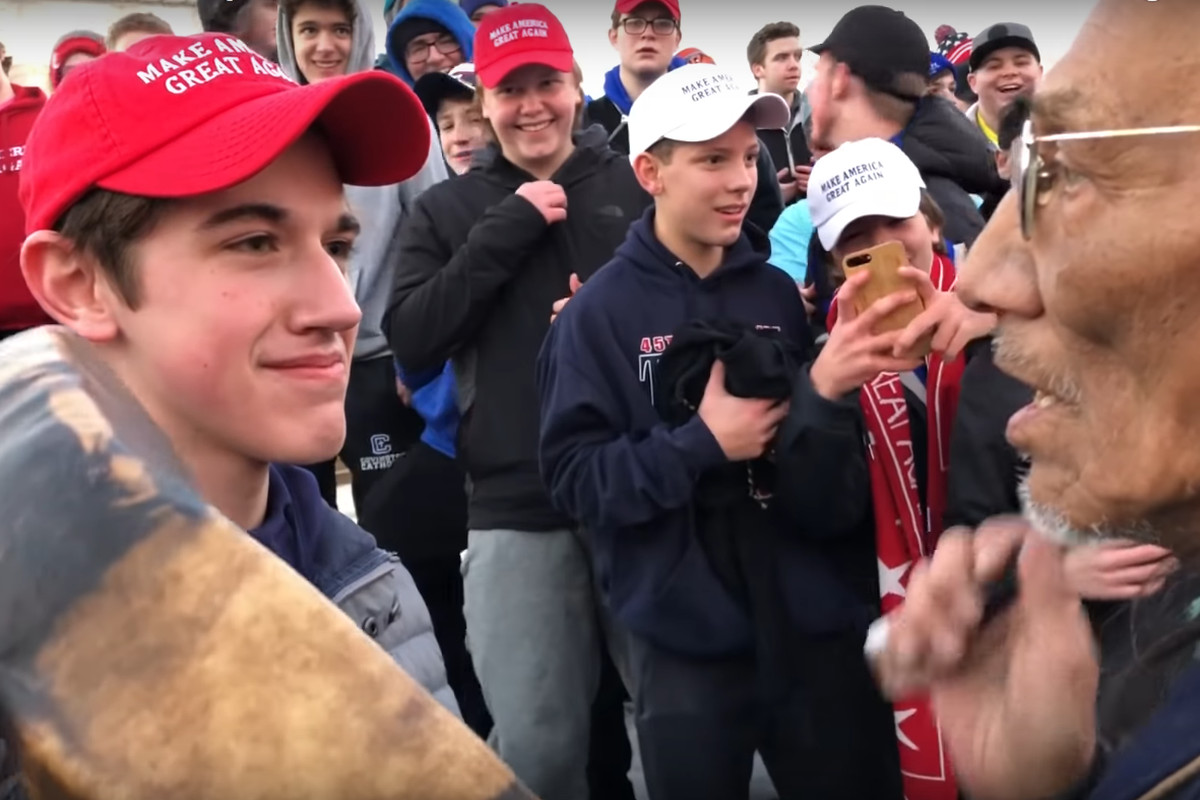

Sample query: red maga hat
[474,3,574,89]
[20,33,430,234]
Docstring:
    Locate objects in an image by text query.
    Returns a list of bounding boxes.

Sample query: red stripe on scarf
[827,252,964,800]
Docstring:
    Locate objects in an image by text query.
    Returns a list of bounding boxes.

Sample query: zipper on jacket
[329,555,395,605]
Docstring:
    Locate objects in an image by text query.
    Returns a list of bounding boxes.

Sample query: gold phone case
[841,240,926,334]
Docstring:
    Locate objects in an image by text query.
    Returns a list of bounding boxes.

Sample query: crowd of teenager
[6,0,1200,799]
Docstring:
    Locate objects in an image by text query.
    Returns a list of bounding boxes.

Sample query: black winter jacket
[387,126,652,531]
[901,97,1003,247]
[943,337,1032,529]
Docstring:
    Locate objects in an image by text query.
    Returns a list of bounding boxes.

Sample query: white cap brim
[632,92,791,158]
[816,186,923,251]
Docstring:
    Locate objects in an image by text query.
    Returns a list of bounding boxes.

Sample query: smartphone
[841,240,925,335]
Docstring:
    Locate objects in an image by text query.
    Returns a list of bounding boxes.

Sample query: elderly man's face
[958,0,1200,557]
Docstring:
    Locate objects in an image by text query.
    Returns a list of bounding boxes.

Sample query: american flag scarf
[828,251,965,800]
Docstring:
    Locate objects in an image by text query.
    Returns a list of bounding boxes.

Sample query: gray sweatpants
[462,528,601,800]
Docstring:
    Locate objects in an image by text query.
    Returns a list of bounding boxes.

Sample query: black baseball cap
[969,23,1040,71]
[413,63,477,117]
[811,6,930,102]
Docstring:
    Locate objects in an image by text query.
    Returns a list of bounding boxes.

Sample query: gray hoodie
[277,0,448,362]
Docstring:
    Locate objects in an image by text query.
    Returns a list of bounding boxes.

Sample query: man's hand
[892,267,998,359]
[395,378,411,406]
[698,360,789,461]
[1063,540,1177,600]
[777,168,800,204]
[809,270,925,400]
[516,180,568,225]
[873,520,1099,800]
[550,273,583,323]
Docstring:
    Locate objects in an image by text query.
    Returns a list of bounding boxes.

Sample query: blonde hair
[572,60,586,129]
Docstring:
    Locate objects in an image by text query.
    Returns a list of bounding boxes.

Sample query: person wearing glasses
[385,0,474,86]
[585,0,684,156]
[871,0,1200,797]
[587,1,785,232]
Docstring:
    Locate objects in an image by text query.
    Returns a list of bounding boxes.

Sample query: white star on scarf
[879,559,912,600]
[895,708,918,751]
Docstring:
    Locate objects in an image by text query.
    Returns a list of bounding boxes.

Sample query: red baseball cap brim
[476,49,575,89]
[96,70,428,202]
[614,0,680,21]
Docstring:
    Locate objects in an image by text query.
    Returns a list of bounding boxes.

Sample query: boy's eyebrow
[199,203,288,230]
[335,213,361,237]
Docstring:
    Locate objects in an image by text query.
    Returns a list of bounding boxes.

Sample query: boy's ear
[632,151,665,196]
[967,70,978,94]
[21,232,121,342]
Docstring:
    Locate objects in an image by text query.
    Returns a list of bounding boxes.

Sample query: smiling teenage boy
[965,22,1042,149]
[537,63,900,799]
[17,34,457,713]
[388,6,650,796]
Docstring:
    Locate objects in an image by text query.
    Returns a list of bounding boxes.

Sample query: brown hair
[645,138,678,163]
[52,190,172,308]
[106,12,173,50]
[863,74,926,126]
[611,1,676,29]
[918,189,948,255]
[572,60,586,129]
[746,21,800,68]
[282,0,357,25]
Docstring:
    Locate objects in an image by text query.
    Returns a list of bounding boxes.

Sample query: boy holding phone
[537,63,903,799]
[776,137,995,800]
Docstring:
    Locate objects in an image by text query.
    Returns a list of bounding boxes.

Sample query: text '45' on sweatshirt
[386,126,651,532]
[536,208,872,658]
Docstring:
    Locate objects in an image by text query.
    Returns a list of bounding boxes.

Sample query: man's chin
[1019,476,1160,548]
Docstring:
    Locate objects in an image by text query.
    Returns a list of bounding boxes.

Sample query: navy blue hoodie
[536,208,875,658]
[1087,658,1200,799]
